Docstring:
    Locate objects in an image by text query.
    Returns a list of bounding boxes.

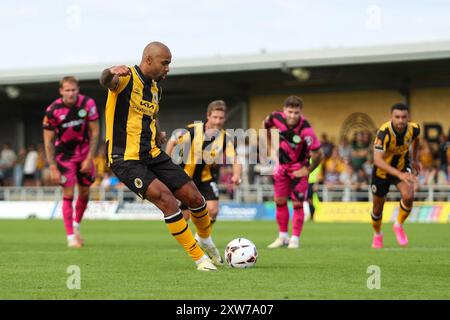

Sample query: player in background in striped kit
[166,100,242,264]
[370,103,421,249]
[100,41,220,271]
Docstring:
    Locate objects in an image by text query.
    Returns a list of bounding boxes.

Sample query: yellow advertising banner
[315,202,449,224]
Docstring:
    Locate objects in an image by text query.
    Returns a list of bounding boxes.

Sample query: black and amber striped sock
[397,200,412,225]
[164,210,204,261]
[371,211,382,234]
[189,200,212,239]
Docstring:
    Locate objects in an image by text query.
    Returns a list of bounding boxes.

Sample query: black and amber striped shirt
[173,122,236,183]
[373,121,420,179]
[105,65,162,165]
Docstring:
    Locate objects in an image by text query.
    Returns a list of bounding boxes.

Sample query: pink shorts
[273,163,309,201]
[56,155,95,188]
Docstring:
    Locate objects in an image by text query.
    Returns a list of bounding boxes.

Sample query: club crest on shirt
[292,135,302,144]
[134,178,143,189]
[78,109,87,118]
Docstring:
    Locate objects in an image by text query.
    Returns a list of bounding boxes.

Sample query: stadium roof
[2,41,450,85]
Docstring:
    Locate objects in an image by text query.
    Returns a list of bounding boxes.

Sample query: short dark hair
[391,103,409,113]
[284,95,303,108]
[59,76,79,88]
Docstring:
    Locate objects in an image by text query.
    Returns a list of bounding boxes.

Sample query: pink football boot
[393,224,409,247]
[372,233,383,249]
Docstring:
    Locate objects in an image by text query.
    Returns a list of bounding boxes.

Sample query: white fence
[0,184,449,203]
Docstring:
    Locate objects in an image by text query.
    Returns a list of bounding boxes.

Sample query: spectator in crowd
[417,165,436,187]
[235,137,250,186]
[13,147,27,186]
[93,143,107,187]
[338,136,352,161]
[247,138,258,185]
[417,139,436,187]
[320,133,334,159]
[323,147,345,187]
[35,144,47,187]
[361,130,372,148]
[438,134,449,180]
[23,144,39,186]
[339,157,353,185]
[219,165,235,200]
[0,143,17,186]
[354,166,370,201]
[100,172,122,189]
[321,147,345,201]
[253,160,275,185]
[350,131,370,171]
[41,165,53,186]
[339,158,355,201]
[419,139,434,171]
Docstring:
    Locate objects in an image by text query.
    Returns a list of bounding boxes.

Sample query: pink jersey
[43,94,98,162]
[264,111,320,166]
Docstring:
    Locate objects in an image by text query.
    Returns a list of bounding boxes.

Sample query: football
[224,238,258,268]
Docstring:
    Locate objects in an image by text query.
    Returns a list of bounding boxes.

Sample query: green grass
[0,219,449,299]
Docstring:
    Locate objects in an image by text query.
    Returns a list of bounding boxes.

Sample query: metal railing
[0,184,449,203]
[232,184,450,203]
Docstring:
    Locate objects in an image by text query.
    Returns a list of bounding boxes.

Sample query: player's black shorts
[371,174,401,197]
[111,152,191,198]
[180,180,220,210]
[307,183,314,200]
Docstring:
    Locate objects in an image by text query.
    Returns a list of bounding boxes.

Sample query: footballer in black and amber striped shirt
[165,100,242,229]
[99,41,221,271]
[370,103,421,250]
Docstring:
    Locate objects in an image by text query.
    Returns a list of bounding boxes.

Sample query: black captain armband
[374,144,384,152]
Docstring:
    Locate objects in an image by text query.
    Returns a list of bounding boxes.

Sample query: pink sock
[75,196,88,224]
[292,204,305,237]
[276,203,289,233]
[62,197,74,236]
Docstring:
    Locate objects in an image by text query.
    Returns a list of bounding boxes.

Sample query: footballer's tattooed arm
[156,119,167,146]
[43,129,61,184]
[87,120,100,160]
[99,65,130,90]
[43,129,57,167]
[80,120,100,174]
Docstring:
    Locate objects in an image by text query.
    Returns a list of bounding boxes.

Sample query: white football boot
[196,257,217,271]
[267,237,289,249]
[195,234,224,266]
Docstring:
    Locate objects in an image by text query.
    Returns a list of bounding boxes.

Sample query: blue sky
[1,0,450,70]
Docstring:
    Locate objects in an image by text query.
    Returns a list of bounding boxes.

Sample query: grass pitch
[0,219,449,299]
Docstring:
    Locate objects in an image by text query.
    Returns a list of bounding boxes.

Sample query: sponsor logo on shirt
[61,119,84,128]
